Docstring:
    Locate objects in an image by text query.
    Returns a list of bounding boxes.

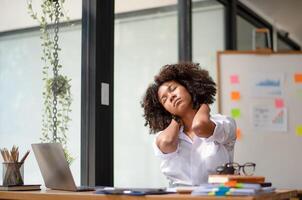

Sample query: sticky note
[231,108,241,118]
[296,125,302,136]
[236,128,242,140]
[231,91,240,101]
[294,73,302,83]
[274,98,284,108]
[230,75,239,84]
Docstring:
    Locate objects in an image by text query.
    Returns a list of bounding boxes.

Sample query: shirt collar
[179,126,195,144]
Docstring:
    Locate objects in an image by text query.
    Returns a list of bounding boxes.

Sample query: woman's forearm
[192,104,215,138]
[156,120,180,153]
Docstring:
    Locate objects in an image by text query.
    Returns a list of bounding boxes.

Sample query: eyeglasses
[216,162,256,176]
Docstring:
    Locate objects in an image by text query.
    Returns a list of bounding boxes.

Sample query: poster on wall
[249,73,284,97]
[251,104,287,132]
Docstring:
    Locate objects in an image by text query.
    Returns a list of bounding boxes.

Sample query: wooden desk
[0,189,298,200]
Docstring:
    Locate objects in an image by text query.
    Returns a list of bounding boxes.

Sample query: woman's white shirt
[153,114,236,186]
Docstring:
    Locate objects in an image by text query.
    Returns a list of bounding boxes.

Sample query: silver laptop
[32,143,94,191]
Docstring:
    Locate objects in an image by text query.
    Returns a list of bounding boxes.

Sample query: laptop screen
[32,143,77,191]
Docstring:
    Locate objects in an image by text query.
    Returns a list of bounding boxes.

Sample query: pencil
[0,150,7,162]
[20,150,30,163]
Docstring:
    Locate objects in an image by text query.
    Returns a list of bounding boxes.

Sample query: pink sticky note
[275,98,284,108]
[230,75,239,84]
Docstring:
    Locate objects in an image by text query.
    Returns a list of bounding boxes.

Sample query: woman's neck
[181,109,197,133]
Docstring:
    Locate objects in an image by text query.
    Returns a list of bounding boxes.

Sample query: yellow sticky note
[231,91,240,101]
[294,73,302,83]
[296,125,302,136]
[236,128,242,140]
[231,108,241,118]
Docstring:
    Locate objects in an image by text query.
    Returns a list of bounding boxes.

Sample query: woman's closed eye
[161,96,167,104]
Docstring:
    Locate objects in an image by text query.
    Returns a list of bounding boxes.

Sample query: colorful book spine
[191,184,275,196]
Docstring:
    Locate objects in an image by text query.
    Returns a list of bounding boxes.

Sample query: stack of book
[192,175,275,196]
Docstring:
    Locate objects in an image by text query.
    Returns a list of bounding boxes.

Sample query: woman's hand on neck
[191,104,215,138]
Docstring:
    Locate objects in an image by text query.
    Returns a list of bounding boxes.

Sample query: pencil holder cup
[2,162,24,186]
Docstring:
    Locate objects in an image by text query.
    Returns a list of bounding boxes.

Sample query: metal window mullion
[81,0,114,187]
[178,0,192,62]
[225,0,237,50]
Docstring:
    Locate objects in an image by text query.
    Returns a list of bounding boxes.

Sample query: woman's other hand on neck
[192,104,215,138]
[156,119,181,154]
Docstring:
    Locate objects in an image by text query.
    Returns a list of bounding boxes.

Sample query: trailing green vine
[27,0,74,164]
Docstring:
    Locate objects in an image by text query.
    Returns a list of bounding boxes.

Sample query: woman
[141,63,236,186]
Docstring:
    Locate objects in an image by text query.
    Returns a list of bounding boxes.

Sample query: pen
[20,150,30,163]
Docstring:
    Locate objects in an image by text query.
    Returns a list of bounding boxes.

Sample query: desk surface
[0,189,297,200]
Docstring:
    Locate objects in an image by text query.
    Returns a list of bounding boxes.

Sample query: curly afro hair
[141,63,216,134]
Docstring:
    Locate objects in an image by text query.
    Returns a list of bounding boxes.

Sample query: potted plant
[27,0,74,164]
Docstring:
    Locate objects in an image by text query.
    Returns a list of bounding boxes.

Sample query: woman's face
[157,80,193,116]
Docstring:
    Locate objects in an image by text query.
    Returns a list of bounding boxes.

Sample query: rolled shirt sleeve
[153,132,179,159]
[204,114,237,158]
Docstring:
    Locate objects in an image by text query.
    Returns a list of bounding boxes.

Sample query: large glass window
[0,19,82,186]
[237,15,257,50]
[114,1,177,187]
[192,0,225,113]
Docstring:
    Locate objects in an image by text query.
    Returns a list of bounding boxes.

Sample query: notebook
[208,175,265,184]
[32,143,95,192]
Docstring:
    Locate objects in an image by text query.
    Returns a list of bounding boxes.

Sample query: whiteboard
[217,51,302,189]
